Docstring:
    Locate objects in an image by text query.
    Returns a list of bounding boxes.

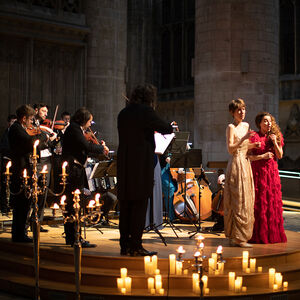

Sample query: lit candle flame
[196,235,205,241]
[74,189,80,195]
[52,203,59,209]
[6,161,12,174]
[217,246,223,254]
[60,195,66,205]
[23,169,27,178]
[95,193,101,206]
[62,161,68,175]
[177,246,186,254]
[88,200,96,208]
[194,251,201,257]
[34,140,40,147]
[200,242,204,249]
[41,165,48,173]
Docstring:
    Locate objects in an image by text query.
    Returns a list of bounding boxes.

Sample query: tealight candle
[269,268,276,288]
[242,286,247,292]
[169,254,176,275]
[273,283,278,291]
[245,268,250,274]
[5,161,12,174]
[150,288,155,295]
[159,288,164,295]
[183,269,188,275]
[121,287,126,294]
[120,268,127,279]
[155,269,160,275]
[283,281,288,289]
[257,266,262,273]
[204,288,210,295]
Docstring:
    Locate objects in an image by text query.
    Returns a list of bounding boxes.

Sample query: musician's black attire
[117,103,172,255]
[62,121,104,246]
[8,121,47,242]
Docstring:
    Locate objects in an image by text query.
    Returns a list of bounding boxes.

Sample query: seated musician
[62,107,109,248]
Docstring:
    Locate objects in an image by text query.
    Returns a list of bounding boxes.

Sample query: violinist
[8,105,48,243]
[31,103,58,232]
[62,107,109,248]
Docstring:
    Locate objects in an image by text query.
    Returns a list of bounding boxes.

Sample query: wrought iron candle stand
[4,145,68,300]
[59,190,102,300]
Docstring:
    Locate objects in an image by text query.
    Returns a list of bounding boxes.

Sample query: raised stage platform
[0,217,300,299]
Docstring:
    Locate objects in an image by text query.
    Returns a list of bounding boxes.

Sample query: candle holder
[4,151,68,300]
[59,190,102,300]
[193,249,206,297]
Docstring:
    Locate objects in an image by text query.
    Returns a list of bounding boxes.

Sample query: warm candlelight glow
[152,255,158,270]
[148,277,154,291]
[257,266,262,273]
[273,283,278,291]
[202,275,208,290]
[245,268,250,274]
[155,269,160,275]
[62,161,68,175]
[144,256,151,274]
[275,272,282,288]
[283,281,288,289]
[209,258,215,275]
[176,246,186,254]
[228,272,235,291]
[195,235,205,242]
[269,268,276,288]
[120,268,127,279]
[250,258,256,273]
[217,245,223,254]
[150,288,155,295]
[60,195,66,205]
[199,242,204,249]
[234,276,243,292]
[121,287,126,294]
[33,140,39,157]
[125,277,131,293]
[74,189,81,195]
[242,286,247,292]
[87,200,96,208]
[176,261,182,275]
[6,161,12,174]
[159,288,164,295]
[169,254,176,275]
[40,165,48,174]
[204,288,210,295]
[95,193,101,206]
[117,278,124,291]
[23,169,27,178]
[52,203,59,209]
[194,251,200,258]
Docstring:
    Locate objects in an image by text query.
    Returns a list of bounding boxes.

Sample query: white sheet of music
[154,132,175,154]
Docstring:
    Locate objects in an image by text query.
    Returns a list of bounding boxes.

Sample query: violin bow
[51,105,59,131]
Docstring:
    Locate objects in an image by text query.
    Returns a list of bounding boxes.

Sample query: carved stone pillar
[194,0,279,165]
[84,0,127,148]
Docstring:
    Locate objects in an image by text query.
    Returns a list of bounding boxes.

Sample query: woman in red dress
[249,112,287,244]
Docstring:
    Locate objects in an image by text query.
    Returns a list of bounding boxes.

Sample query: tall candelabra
[194,235,206,298]
[60,190,102,300]
[4,140,68,300]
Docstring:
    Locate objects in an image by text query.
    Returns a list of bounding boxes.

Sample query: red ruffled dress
[249,132,287,244]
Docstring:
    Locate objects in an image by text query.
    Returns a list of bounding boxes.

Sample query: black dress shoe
[81,240,97,248]
[40,226,49,233]
[130,247,157,257]
[12,235,33,243]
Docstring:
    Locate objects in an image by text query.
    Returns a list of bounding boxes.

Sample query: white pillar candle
[208,258,215,275]
[242,251,249,260]
[218,262,224,274]
[202,275,208,290]
[144,256,150,274]
[121,287,126,294]
[273,283,278,291]
[150,288,155,295]
[120,268,127,278]
[159,288,164,295]
[155,269,160,275]
[215,269,220,275]
[250,258,256,273]
[242,251,249,271]
[169,254,176,275]
[194,281,200,294]
[192,273,199,293]
[204,288,210,295]
[245,268,250,274]
[228,272,235,291]
[155,280,162,291]
[283,281,288,290]
[242,286,247,292]
[269,268,276,288]
[275,273,282,288]
[235,277,243,293]
[117,278,124,291]
[183,269,188,275]
[176,261,182,275]
[148,277,154,291]
[152,255,158,270]
[211,253,218,269]
[125,277,131,293]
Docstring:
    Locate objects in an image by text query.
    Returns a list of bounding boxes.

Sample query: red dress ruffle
[249,132,287,244]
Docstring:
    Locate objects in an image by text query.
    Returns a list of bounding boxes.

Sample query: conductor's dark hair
[7,114,17,122]
[71,107,92,126]
[130,84,157,107]
[16,105,35,121]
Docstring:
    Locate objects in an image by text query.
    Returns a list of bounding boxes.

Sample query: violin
[84,128,101,145]
[42,119,67,131]
[26,126,43,136]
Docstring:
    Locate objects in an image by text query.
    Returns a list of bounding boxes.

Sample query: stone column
[84,0,127,149]
[194,0,279,165]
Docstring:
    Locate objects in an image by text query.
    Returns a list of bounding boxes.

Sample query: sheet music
[89,162,99,180]
[154,132,175,154]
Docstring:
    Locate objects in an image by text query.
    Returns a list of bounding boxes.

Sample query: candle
[23,169,27,178]
[150,288,155,295]
[155,280,162,291]
[33,140,39,157]
[257,266,262,273]
[87,200,96,208]
[125,277,131,293]
[204,288,210,295]
[208,258,215,275]
[176,261,182,275]
[217,245,222,254]
[95,193,101,206]
[40,165,48,174]
[202,275,208,290]
[5,161,12,174]
[242,251,249,260]
[155,269,160,275]
[159,288,164,295]
[120,268,127,278]
[234,276,243,292]
[211,253,218,269]
[218,262,224,274]
[242,251,249,271]
[283,281,288,289]
[62,161,68,176]
[117,278,124,291]
[242,286,247,292]
[144,256,150,274]
[273,284,278,291]
[269,268,276,288]
[228,272,235,291]
[192,273,199,293]
[275,272,282,288]
[60,195,66,206]
[121,287,126,294]
[148,277,154,291]
[183,269,188,275]
[245,268,250,274]
[52,203,59,209]
[215,270,219,275]
[152,255,158,270]
[250,258,256,273]
[169,254,176,274]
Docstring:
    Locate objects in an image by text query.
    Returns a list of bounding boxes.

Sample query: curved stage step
[0,225,300,299]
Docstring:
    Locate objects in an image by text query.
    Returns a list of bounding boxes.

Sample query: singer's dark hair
[255,112,282,144]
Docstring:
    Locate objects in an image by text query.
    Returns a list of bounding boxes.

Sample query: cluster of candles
[192,273,209,295]
[269,268,288,291]
[116,268,132,294]
[228,272,246,292]
[147,273,164,295]
[168,246,189,275]
[208,245,224,275]
[144,255,158,275]
[242,251,262,273]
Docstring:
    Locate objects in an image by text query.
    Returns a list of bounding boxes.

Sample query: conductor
[117,84,173,256]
